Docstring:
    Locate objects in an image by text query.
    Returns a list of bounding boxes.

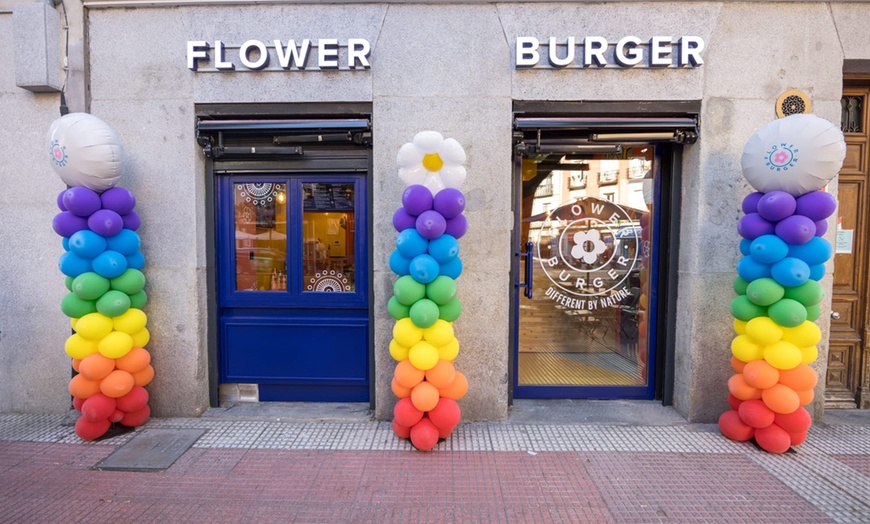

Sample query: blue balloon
[126,251,145,270]
[62,237,69,251]
[739,238,752,256]
[428,234,460,264]
[58,252,92,278]
[749,234,788,264]
[788,237,832,267]
[409,254,440,284]
[91,250,128,279]
[396,229,429,259]
[736,256,771,282]
[439,257,463,280]
[770,257,810,287]
[106,229,141,256]
[389,250,411,276]
[809,264,826,281]
[68,229,108,260]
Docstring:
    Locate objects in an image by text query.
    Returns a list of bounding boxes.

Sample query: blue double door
[216,173,369,401]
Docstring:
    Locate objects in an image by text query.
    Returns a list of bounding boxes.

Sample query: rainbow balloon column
[48,113,153,441]
[720,114,845,453]
[388,131,469,451]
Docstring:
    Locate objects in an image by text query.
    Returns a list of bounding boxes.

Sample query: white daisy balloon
[397,131,467,195]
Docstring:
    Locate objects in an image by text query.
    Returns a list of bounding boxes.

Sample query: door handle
[831,311,840,320]
[517,241,533,299]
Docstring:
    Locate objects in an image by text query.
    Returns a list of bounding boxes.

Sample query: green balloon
[745,278,784,307]
[65,276,74,292]
[768,298,808,328]
[409,298,440,328]
[110,269,146,295]
[426,275,457,305]
[805,303,821,322]
[733,277,749,296]
[387,296,410,320]
[129,290,148,309]
[72,272,111,301]
[783,280,824,307]
[394,275,426,306]
[438,297,462,322]
[96,290,131,317]
[730,295,767,321]
[61,293,97,318]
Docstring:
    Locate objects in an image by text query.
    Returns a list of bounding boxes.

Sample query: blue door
[217,174,369,401]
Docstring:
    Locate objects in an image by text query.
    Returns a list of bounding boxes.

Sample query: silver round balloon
[47,113,125,192]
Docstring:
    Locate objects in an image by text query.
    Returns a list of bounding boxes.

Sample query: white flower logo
[571,229,606,264]
[397,131,466,195]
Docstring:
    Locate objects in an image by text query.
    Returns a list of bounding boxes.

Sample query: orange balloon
[100,370,135,398]
[796,388,814,406]
[761,383,801,414]
[68,374,101,399]
[115,347,151,374]
[439,371,468,400]
[778,364,818,392]
[78,353,116,382]
[424,360,456,389]
[727,373,761,401]
[730,356,746,373]
[742,360,780,390]
[132,365,155,387]
[71,359,82,373]
[410,381,440,412]
[391,378,411,398]
[394,359,424,389]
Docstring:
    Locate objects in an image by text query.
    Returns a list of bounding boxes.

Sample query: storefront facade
[2,1,869,422]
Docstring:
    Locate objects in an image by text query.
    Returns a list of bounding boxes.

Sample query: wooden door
[827,85,870,409]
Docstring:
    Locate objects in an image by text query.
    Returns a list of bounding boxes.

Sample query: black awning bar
[515,116,698,130]
[197,118,371,133]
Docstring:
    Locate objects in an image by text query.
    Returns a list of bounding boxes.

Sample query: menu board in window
[303,183,354,211]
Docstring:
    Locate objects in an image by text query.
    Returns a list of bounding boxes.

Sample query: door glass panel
[519,146,654,387]
[234,182,287,291]
[302,182,355,292]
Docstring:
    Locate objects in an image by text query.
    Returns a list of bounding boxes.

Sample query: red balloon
[119,405,150,427]
[410,418,439,451]
[774,407,812,433]
[392,419,411,439]
[738,399,775,429]
[115,386,149,413]
[726,393,743,411]
[427,398,461,431]
[755,424,791,454]
[718,410,755,442]
[81,393,117,423]
[437,424,454,439]
[109,409,125,423]
[393,397,424,427]
[789,430,808,446]
[72,397,85,412]
[75,417,110,441]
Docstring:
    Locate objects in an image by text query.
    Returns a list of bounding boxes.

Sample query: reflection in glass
[518,146,655,387]
[302,182,355,292]
[234,183,287,291]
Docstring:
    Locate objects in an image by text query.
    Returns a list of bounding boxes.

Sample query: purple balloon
[444,214,468,239]
[814,219,828,237]
[756,191,796,222]
[88,209,124,237]
[52,211,89,238]
[401,185,433,216]
[795,191,837,222]
[121,211,141,231]
[433,188,466,220]
[742,192,764,215]
[56,191,67,211]
[737,213,774,240]
[101,187,136,215]
[416,210,447,240]
[62,187,102,218]
[775,215,816,245]
[392,208,417,232]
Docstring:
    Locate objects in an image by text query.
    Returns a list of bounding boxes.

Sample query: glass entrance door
[515,145,659,398]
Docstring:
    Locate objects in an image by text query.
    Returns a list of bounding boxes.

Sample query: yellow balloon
[408,340,439,371]
[393,318,423,348]
[763,340,802,370]
[801,345,819,364]
[76,312,114,340]
[423,320,454,347]
[389,339,409,361]
[65,334,99,360]
[98,331,134,359]
[70,317,79,331]
[639,294,648,309]
[782,321,821,348]
[731,335,763,362]
[744,317,783,345]
[130,328,150,348]
[113,308,147,335]
[438,337,460,361]
[733,319,747,336]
